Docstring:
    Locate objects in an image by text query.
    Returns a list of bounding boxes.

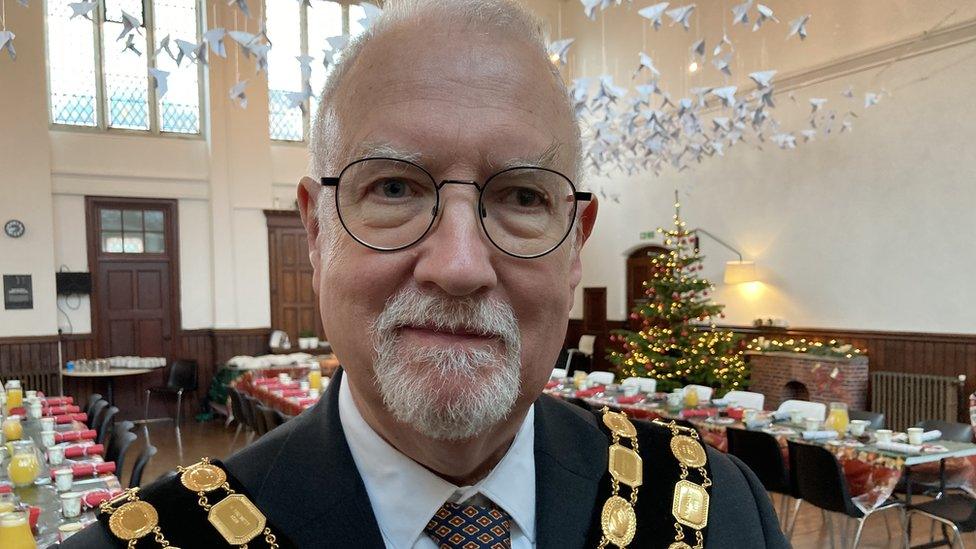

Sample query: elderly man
[67,1,787,547]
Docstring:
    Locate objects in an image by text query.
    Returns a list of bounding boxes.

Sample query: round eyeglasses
[320,157,592,259]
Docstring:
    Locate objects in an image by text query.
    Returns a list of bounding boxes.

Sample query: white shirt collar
[339,376,536,549]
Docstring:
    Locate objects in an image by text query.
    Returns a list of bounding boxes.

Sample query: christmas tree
[607,192,749,394]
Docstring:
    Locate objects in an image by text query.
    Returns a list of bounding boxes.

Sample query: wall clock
[4,219,25,238]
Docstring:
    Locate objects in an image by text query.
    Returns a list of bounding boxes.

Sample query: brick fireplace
[747,351,869,411]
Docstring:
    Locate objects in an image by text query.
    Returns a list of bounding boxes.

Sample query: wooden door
[87,198,180,361]
[266,211,323,345]
[626,245,668,328]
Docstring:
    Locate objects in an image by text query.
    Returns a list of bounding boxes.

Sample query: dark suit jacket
[66,370,788,548]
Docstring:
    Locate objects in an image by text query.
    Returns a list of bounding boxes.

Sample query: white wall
[572,39,976,333]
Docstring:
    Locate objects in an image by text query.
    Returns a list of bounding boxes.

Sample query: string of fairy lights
[745,337,866,359]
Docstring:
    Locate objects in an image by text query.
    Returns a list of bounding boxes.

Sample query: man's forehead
[343,139,568,175]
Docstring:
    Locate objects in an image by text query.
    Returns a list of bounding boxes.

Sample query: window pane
[145,232,165,253]
[123,234,145,253]
[307,1,342,122]
[154,0,201,134]
[100,209,122,231]
[144,210,164,231]
[123,209,143,231]
[266,0,303,141]
[103,0,150,130]
[102,232,124,253]
[46,0,98,126]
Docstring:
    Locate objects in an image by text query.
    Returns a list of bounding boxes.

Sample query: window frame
[44,0,207,138]
[269,1,356,144]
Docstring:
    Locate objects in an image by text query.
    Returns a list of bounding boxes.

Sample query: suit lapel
[533,395,608,549]
[243,369,385,548]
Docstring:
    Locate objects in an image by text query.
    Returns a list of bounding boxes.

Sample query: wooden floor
[134,419,967,548]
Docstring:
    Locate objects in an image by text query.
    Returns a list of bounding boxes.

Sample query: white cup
[60,492,82,518]
[666,392,683,408]
[743,408,759,423]
[48,445,65,466]
[308,389,320,399]
[40,417,56,431]
[24,390,37,399]
[804,418,821,432]
[299,381,310,392]
[907,427,925,445]
[789,410,805,424]
[848,420,870,437]
[278,373,290,383]
[622,385,640,397]
[55,468,74,491]
[875,429,893,444]
[41,430,56,448]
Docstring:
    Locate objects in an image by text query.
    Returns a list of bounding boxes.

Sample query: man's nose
[413,187,498,297]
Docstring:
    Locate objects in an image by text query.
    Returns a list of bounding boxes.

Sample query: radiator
[870,371,966,431]
[0,372,60,398]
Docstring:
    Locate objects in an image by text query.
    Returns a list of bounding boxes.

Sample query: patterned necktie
[423,501,513,549]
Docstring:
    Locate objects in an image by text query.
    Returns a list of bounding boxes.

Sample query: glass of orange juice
[308,366,322,391]
[684,388,699,407]
[0,510,36,549]
[825,402,850,437]
[2,416,23,442]
[4,380,22,413]
[7,440,40,487]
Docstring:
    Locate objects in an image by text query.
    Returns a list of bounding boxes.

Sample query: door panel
[267,211,323,345]
[98,261,172,358]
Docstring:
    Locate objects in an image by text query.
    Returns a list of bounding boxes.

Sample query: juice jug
[0,511,36,549]
[7,440,40,487]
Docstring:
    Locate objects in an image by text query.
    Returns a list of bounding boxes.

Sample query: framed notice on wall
[3,275,33,310]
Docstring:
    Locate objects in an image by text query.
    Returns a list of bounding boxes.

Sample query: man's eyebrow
[350,141,425,163]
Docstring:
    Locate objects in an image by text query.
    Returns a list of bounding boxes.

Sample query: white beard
[370,288,522,440]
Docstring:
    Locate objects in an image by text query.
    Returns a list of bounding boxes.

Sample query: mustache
[372,288,521,348]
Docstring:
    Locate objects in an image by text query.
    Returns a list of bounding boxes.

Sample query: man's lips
[398,325,496,345]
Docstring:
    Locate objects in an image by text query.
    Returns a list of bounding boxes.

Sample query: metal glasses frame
[320,156,593,259]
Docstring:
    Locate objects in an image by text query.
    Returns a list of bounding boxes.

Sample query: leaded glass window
[45,0,203,134]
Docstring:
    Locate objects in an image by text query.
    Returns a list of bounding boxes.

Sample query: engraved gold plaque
[603,411,637,439]
[670,435,707,468]
[108,500,158,541]
[208,494,267,545]
[601,495,637,547]
[668,543,692,549]
[672,479,710,530]
[608,443,643,488]
[181,462,227,493]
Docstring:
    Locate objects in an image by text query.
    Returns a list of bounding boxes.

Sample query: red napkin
[51,461,116,479]
[55,413,88,424]
[575,386,605,398]
[8,406,25,416]
[297,398,318,406]
[279,388,306,397]
[681,408,718,418]
[83,489,123,508]
[725,407,745,421]
[65,444,105,458]
[42,396,74,406]
[43,405,81,416]
[0,483,11,494]
[544,380,560,390]
[55,430,97,443]
[28,506,40,531]
[616,395,646,405]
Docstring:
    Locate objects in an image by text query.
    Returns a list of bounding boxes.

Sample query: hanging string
[600,11,606,75]
[556,1,562,40]
[234,7,240,80]
[1,0,6,31]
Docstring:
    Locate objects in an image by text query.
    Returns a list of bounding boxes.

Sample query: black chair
[915,420,974,443]
[144,359,199,425]
[105,426,137,478]
[727,428,796,534]
[258,404,285,433]
[85,393,104,417]
[129,444,158,488]
[87,399,109,430]
[246,395,269,436]
[228,387,254,445]
[849,410,885,430]
[95,406,119,445]
[788,440,907,548]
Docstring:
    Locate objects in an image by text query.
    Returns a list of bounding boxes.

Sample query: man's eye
[373,179,411,198]
[511,187,546,208]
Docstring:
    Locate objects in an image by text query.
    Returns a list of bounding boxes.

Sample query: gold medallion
[108,500,158,541]
[672,479,710,530]
[603,411,638,439]
[181,462,228,493]
[668,543,692,549]
[601,495,637,547]
[609,443,643,488]
[208,493,267,545]
[670,435,707,468]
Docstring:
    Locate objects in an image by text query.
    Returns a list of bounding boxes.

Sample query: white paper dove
[117,10,142,41]
[711,53,732,76]
[228,0,250,18]
[175,39,201,66]
[864,92,881,108]
[731,0,752,25]
[149,68,169,98]
[753,4,778,31]
[666,4,695,30]
[809,98,827,113]
[357,2,383,30]
[547,38,574,66]
[0,31,15,60]
[788,15,811,40]
[841,85,854,99]
[638,2,669,29]
[748,70,776,88]
[711,86,737,108]
[155,34,175,60]
[229,80,248,108]
[203,28,227,59]
[581,0,602,20]
[637,52,660,77]
[68,1,97,20]
[800,129,816,142]
[690,39,705,58]
[123,34,142,56]
[326,35,349,52]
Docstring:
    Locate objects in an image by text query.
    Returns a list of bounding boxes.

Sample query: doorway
[86,197,181,361]
[625,245,669,328]
[266,210,323,346]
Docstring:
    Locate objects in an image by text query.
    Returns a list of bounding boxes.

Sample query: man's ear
[297,176,323,290]
[578,197,599,247]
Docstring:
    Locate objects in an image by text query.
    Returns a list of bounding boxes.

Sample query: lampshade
[723,260,757,284]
